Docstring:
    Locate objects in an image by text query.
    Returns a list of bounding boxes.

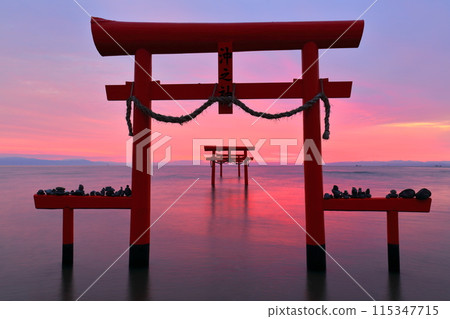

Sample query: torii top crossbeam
[91,18,364,55]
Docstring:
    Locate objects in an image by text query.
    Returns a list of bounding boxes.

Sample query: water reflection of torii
[208,183,250,239]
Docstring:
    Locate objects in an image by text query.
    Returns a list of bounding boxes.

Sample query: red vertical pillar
[129,49,152,267]
[387,210,400,272]
[302,42,326,271]
[220,162,223,178]
[62,208,74,266]
[238,162,241,177]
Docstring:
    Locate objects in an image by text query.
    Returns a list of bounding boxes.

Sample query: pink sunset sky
[1,0,449,164]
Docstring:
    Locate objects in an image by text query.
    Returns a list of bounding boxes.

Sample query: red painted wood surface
[387,210,400,245]
[91,18,364,56]
[106,79,352,101]
[62,208,74,245]
[302,42,325,248]
[204,146,254,165]
[130,49,151,247]
[204,146,255,151]
[34,195,132,209]
[205,155,254,163]
[205,146,253,185]
[323,198,432,212]
[34,197,431,213]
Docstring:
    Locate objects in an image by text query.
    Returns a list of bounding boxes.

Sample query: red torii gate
[92,17,363,269]
[33,17,431,272]
[91,17,363,269]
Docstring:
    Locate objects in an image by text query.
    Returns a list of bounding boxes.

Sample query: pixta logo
[192,138,324,165]
[126,129,172,175]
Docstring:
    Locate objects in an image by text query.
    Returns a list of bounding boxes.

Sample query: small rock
[45,189,54,195]
[54,187,66,196]
[95,191,102,196]
[399,188,415,199]
[105,186,115,196]
[387,189,398,198]
[357,188,366,198]
[332,185,342,199]
[115,187,124,197]
[37,189,45,195]
[415,188,431,200]
[77,184,85,195]
[324,193,333,200]
[90,190,96,196]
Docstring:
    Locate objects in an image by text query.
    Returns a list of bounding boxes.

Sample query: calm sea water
[0,165,449,301]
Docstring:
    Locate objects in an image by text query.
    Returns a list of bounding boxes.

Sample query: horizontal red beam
[91,18,364,56]
[204,146,255,151]
[206,156,253,161]
[207,155,253,159]
[323,198,432,213]
[34,195,132,209]
[106,79,352,101]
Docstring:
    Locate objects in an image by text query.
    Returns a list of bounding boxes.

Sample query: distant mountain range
[0,157,449,167]
[329,160,450,167]
[0,157,122,166]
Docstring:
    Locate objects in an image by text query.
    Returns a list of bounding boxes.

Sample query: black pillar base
[307,244,326,271]
[127,268,150,300]
[306,270,327,300]
[388,243,400,273]
[129,244,150,268]
[62,244,73,266]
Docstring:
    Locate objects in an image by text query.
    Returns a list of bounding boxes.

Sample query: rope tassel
[126,92,331,139]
